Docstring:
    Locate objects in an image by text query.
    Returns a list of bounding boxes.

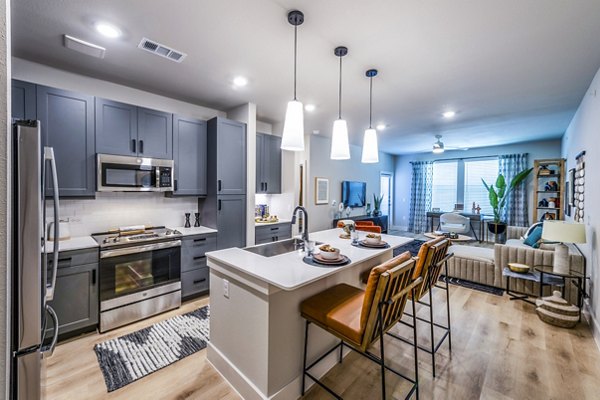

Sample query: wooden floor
[43,285,600,400]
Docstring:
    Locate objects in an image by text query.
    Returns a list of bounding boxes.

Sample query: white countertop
[174,226,218,236]
[207,229,413,291]
[44,236,98,253]
[254,219,292,226]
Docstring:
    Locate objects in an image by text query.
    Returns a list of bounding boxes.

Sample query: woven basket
[535,291,579,328]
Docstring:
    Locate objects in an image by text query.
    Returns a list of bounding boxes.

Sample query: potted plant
[482,168,533,234]
[372,194,384,217]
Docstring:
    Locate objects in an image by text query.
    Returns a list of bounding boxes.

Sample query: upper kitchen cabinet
[171,115,207,196]
[37,85,95,198]
[95,100,173,159]
[208,117,246,195]
[256,133,282,194]
[11,79,36,121]
[95,98,137,157]
[137,107,173,159]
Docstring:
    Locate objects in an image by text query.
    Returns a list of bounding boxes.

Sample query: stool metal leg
[339,340,343,364]
[428,277,436,378]
[412,288,420,400]
[378,304,387,400]
[444,261,452,352]
[302,320,309,396]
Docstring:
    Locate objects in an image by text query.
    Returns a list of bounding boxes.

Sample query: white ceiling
[12,0,600,154]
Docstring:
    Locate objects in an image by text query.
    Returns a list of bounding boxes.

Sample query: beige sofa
[446,226,585,304]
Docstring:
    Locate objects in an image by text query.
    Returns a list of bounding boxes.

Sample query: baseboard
[207,341,351,400]
[582,299,600,352]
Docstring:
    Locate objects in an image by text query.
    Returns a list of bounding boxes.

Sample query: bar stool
[389,238,453,378]
[300,252,421,399]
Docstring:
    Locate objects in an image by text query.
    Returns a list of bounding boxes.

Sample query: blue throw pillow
[523,226,543,247]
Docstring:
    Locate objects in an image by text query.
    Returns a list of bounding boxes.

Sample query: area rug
[393,239,425,257]
[441,276,504,296]
[94,306,210,392]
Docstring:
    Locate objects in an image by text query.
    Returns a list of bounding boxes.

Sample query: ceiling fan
[432,135,468,154]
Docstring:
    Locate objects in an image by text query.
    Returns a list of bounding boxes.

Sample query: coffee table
[502,267,564,305]
[424,232,473,242]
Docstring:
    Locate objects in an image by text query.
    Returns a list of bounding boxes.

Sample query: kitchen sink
[243,238,323,258]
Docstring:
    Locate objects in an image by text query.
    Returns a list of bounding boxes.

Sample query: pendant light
[281,10,305,152]
[361,69,379,163]
[330,46,351,160]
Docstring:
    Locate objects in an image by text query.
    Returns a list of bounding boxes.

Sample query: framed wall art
[315,177,329,205]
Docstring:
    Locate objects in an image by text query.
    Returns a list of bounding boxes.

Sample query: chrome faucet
[291,206,309,242]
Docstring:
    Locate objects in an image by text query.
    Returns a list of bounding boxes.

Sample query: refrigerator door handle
[44,147,60,302]
[41,305,59,359]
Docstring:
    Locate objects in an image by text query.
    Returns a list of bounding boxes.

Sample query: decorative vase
[373,209,381,217]
[184,213,191,228]
[365,203,372,216]
[194,213,201,228]
[487,221,506,235]
[345,206,351,218]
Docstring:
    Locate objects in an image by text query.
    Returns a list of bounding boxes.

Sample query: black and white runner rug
[94,306,210,392]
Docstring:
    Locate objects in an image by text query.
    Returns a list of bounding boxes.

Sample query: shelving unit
[533,158,565,222]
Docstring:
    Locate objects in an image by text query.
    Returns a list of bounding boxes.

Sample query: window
[431,161,458,212]
[464,159,499,215]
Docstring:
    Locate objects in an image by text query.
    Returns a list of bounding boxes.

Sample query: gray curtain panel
[408,161,433,233]
[499,153,529,227]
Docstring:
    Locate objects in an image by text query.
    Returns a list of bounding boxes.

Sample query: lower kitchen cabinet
[181,233,216,298]
[46,248,99,340]
[255,222,292,245]
[216,195,246,250]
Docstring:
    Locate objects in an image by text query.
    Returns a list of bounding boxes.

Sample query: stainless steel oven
[97,153,174,192]
[98,238,181,332]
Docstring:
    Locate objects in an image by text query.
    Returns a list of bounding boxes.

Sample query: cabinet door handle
[218,199,222,211]
[132,139,136,153]
[193,256,206,260]
[57,257,72,263]
[174,180,178,191]
[139,140,144,154]
[92,269,96,285]
[265,182,268,192]
[218,180,222,192]
[270,227,278,231]
[193,278,207,284]
[193,238,207,242]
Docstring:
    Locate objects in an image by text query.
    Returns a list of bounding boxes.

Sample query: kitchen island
[206,229,413,400]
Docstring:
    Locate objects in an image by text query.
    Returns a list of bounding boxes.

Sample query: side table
[502,267,563,305]
[535,266,585,320]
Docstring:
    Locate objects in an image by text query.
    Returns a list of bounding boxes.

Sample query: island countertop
[206,229,413,291]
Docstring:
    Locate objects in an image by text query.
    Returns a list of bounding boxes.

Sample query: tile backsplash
[47,192,199,237]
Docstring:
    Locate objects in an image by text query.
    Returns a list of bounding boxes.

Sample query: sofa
[446,226,585,304]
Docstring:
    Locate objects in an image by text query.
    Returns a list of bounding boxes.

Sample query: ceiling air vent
[138,37,187,63]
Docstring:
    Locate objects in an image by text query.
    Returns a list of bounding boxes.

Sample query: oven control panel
[158,167,172,188]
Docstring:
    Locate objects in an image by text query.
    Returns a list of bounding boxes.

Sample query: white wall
[561,66,600,347]
[1,0,9,395]
[307,135,395,232]
[393,139,562,230]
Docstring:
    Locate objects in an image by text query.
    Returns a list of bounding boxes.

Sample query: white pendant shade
[361,128,379,163]
[280,100,305,151]
[330,119,350,160]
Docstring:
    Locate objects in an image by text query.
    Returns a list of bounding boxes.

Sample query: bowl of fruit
[318,244,341,260]
[364,233,382,245]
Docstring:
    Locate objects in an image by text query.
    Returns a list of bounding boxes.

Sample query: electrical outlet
[223,279,230,299]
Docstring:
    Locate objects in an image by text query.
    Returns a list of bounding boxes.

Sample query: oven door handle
[100,240,181,259]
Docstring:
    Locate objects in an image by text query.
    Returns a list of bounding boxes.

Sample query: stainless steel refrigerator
[11,120,60,400]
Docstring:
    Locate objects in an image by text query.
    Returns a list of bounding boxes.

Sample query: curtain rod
[409,153,528,164]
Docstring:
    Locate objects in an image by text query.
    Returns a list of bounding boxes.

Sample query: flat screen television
[341,181,366,208]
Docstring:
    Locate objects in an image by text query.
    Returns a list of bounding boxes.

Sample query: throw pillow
[524,226,543,247]
[523,222,543,240]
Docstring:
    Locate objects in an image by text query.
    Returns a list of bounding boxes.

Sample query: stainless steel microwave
[97,154,174,192]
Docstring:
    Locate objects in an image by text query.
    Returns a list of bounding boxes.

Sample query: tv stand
[332,215,388,233]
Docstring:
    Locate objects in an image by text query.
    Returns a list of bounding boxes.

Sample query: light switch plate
[223,279,230,299]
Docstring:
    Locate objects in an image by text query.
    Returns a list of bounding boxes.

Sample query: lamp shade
[361,128,379,163]
[541,221,586,244]
[330,119,350,160]
[281,100,305,151]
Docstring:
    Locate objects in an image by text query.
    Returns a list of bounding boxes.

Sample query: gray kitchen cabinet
[46,249,99,340]
[11,79,36,121]
[137,107,173,159]
[256,133,282,194]
[181,233,216,298]
[208,117,246,195]
[95,98,137,157]
[95,99,173,159]
[255,222,292,244]
[171,115,207,196]
[37,85,95,197]
[217,195,247,250]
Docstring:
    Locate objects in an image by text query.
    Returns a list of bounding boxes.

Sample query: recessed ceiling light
[376,123,386,130]
[312,129,320,135]
[233,76,248,87]
[442,110,456,118]
[304,104,316,112]
[95,22,121,38]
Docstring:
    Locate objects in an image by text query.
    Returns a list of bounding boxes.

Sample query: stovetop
[93,226,182,249]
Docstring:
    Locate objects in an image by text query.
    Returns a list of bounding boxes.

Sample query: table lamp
[541,221,586,275]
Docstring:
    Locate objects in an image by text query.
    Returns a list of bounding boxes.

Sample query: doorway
[380,172,393,223]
